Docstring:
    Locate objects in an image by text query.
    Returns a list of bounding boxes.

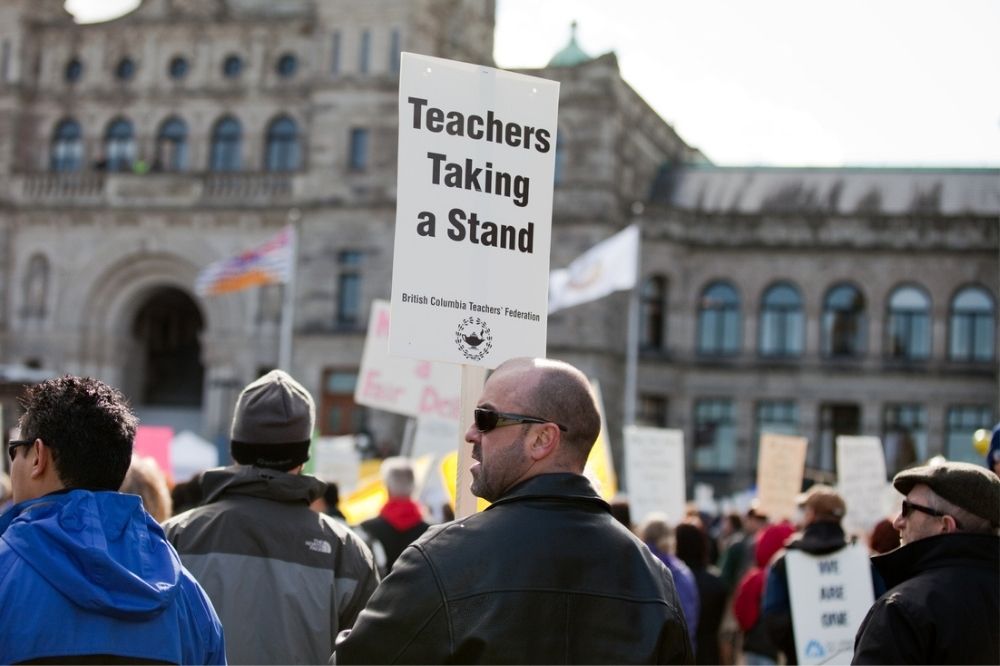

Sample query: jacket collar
[872,532,1000,589]
[486,473,610,512]
[200,464,326,505]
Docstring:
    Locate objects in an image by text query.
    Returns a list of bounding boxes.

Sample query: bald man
[335,357,693,664]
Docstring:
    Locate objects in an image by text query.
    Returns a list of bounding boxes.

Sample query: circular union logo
[454,316,493,362]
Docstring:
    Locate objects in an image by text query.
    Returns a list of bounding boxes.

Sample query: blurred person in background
[732,521,794,666]
[355,456,430,576]
[120,454,173,523]
[866,517,900,555]
[676,521,727,665]
[641,515,700,651]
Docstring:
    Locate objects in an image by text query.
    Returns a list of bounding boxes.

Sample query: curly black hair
[18,375,138,490]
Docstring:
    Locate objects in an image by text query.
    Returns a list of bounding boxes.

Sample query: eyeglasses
[7,439,34,462]
[901,499,947,520]
[474,408,567,433]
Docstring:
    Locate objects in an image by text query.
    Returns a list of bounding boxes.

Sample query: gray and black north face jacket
[163,465,380,665]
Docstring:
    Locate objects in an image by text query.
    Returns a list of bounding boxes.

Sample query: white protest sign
[311,436,361,493]
[411,416,462,459]
[786,543,875,665]
[390,52,559,367]
[836,435,890,534]
[624,427,686,525]
[354,299,462,421]
[757,433,808,521]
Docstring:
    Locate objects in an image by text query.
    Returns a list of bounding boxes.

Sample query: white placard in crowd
[354,299,462,421]
[411,416,462,459]
[389,52,560,367]
[756,432,808,520]
[312,436,361,494]
[786,542,876,665]
[836,435,890,534]
[624,426,686,525]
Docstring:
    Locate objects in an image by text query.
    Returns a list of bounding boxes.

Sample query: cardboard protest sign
[355,299,461,420]
[756,433,808,520]
[836,435,890,534]
[389,52,559,367]
[786,543,875,665]
[311,435,362,493]
[624,426,686,525]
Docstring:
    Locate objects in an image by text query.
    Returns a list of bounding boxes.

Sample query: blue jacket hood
[0,490,181,619]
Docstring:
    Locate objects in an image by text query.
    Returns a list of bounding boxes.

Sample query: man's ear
[526,424,559,461]
[941,514,960,534]
[31,439,51,480]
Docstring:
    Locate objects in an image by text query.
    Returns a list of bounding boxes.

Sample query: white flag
[548,225,639,313]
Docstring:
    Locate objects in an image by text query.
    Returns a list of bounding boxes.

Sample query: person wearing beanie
[163,370,379,665]
[355,457,430,576]
[853,461,999,664]
[760,485,882,664]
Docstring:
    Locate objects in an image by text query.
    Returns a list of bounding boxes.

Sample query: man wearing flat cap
[852,461,999,664]
[164,370,379,665]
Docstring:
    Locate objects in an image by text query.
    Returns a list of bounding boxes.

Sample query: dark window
[759,282,803,357]
[210,116,242,172]
[946,405,994,465]
[50,119,83,172]
[693,398,736,471]
[115,57,135,81]
[276,53,298,78]
[337,251,363,328]
[640,275,667,349]
[103,118,135,171]
[65,58,83,83]
[349,128,369,171]
[816,403,860,472]
[320,369,365,435]
[331,32,341,75]
[168,56,189,80]
[223,54,243,79]
[949,286,995,362]
[887,285,931,360]
[264,115,300,172]
[389,29,401,73]
[359,29,371,74]
[155,117,188,172]
[822,283,866,358]
[637,395,668,428]
[883,404,926,474]
[697,281,741,355]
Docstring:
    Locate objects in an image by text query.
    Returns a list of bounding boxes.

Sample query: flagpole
[623,216,642,428]
[279,210,301,371]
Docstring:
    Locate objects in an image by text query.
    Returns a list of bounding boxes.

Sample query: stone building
[0,0,995,495]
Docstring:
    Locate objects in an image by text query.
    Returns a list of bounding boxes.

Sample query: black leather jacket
[335,473,693,664]
[853,532,999,665]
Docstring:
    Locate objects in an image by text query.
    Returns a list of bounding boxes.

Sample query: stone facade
[0,0,995,497]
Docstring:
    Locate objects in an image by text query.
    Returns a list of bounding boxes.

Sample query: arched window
[115,57,136,81]
[50,119,83,172]
[640,275,667,349]
[697,281,741,355]
[155,117,188,172]
[209,116,241,172]
[264,115,301,172]
[949,285,995,362]
[276,53,298,78]
[822,283,866,358]
[886,285,931,360]
[103,117,135,172]
[64,58,83,83]
[223,54,243,79]
[759,282,803,357]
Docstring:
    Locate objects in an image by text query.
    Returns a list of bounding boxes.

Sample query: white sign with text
[389,52,559,367]
[836,435,890,534]
[354,299,462,421]
[787,543,875,665]
[624,426,686,525]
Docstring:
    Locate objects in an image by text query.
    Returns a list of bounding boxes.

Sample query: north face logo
[305,538,332,554]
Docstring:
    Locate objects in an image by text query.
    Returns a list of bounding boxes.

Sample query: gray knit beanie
[230,370,315,471]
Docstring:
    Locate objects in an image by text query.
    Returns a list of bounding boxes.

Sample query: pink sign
[134,425,174,479]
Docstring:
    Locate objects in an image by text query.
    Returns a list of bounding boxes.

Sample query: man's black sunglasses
[901,499,946,520]
[7,438,34,462]
[474,408,567,433]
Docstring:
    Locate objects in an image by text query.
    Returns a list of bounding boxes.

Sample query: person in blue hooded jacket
[0,375,226,665]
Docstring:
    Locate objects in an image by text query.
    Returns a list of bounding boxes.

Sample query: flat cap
[894,462,999,528]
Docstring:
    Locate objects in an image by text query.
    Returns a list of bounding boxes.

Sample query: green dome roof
[548,22,592,67]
